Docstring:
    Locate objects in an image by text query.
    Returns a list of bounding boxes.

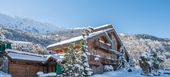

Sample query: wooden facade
[7,59,56,77]
[47,24,130,74]
[3,49,57,77]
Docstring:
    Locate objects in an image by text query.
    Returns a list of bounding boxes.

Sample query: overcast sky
[0,0,170,38]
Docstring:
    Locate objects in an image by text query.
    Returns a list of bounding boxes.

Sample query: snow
[50,54,64,61]
[95,57,100,61]
[164,68,170,74]
[94,55,101,58]
[119,33,127,37]
[37,72,56,77]
[93,24,112,30]
[6,49,50,63]
[47,36,83,48]
[86,52,91,55]
[104,65,113,71]
[10,40,32,44]
[0,71,11,77]
[91,67,170,77]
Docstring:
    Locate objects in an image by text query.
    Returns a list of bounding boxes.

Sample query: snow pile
[37,72,56,77]
[0,71,11,77]
[104,65,113,72]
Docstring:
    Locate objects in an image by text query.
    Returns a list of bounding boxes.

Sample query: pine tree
[139,45,165,76]
[79,42,93,76]
[150,50,164,76]
[62,43,90,77]
[62,28,93,77]
[139,52,152,76]
[62,44,79,77]
[80,29,93,76]
[116,46,128,70]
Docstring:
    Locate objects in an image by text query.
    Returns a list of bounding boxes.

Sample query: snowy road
[91,67,170,77]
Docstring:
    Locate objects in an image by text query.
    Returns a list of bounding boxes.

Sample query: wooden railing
[100,57,117,65]
[88,55,117,65]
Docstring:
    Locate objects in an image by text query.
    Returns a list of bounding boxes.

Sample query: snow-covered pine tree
[139,51,152,76]
[150,49,165,76]
[62,28,93,77]
[139,45,165,76]
[62,44,83,77]
[80,29,93,76]
[63,43,85,77]
[116,46,129,70]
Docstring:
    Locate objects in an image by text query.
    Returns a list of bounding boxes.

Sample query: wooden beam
[104,32,115,50]
[95,40,120,55]
[108,49,121,55]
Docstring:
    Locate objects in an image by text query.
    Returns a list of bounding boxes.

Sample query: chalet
[0,49,59,77]
[47,24,130,74]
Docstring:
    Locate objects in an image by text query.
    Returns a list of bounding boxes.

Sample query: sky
[0,0,170,38]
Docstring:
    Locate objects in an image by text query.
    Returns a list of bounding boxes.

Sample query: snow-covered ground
[0,71,11,77]
[91,67,170,77]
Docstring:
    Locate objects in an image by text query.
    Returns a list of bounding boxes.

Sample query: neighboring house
[0,49,58,77]
[47,24,130,74]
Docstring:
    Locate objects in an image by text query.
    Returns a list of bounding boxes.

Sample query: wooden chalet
[47,24,130,74]
[0,49,58,77]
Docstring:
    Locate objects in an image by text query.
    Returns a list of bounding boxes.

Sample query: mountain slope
[119,33,170,64]
[0,13,62,34]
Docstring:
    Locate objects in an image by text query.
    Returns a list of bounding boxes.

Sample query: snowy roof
[47,28,115,50]
[93,24,112,30]
[6,49,51,63]
[47,36,83,49]
[50,54,64,62]
[10,40,32,44]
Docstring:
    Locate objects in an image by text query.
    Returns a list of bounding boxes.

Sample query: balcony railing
[88,55,117,65]
[100,57,117,65]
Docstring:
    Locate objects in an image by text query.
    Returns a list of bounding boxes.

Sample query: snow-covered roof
[10,40,32,44]
[6,49,51,63]
[47,36,83,49]
[93,24,112,30]
[47,28,114,50]
[50,54,64,61]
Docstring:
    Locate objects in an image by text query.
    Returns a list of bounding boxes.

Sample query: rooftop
[47,27,115,50]
[5,49,60,63]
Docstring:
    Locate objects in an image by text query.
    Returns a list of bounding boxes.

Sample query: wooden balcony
[100,58,117,65]
[88,55,118,66]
